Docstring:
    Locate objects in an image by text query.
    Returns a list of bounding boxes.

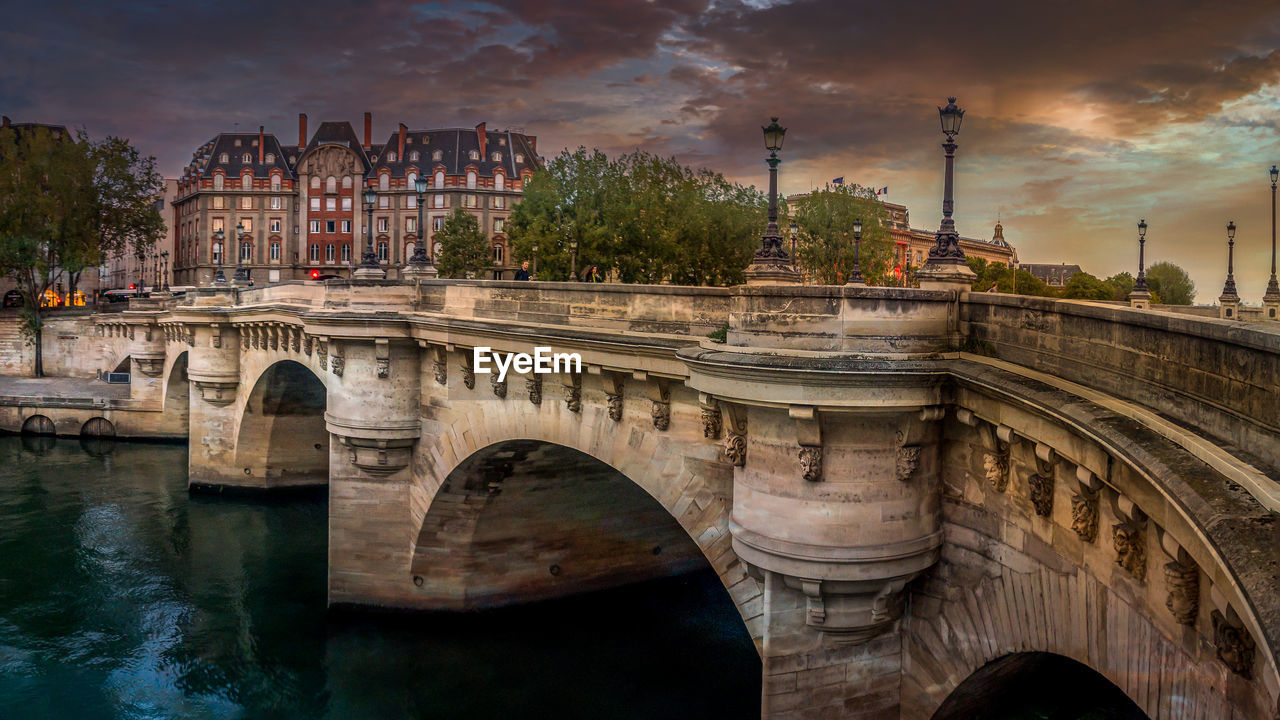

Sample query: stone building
[171,114,540,286]
[101,178,179,292]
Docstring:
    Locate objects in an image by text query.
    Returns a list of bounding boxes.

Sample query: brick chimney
[258,126,265,163]
[527,135,536,154]
[1,116,9,128]
[476,122,486,161]
[298,113,307,147]
[364,112,372,149]
[398,123,407,161]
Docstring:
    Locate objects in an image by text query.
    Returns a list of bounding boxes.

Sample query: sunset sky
[4,0,1280,301]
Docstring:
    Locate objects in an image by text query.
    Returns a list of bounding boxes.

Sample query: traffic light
[310,270,320,280]
[128,284,136,290]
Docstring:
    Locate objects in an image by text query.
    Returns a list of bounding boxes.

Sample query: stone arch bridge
[20,278,1280,719]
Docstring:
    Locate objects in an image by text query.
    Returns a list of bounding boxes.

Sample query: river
[0,437,761,719]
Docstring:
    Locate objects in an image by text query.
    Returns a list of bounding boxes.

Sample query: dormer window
[515,154,524,164]
[388,151,398,162]
[469,150,479,161]
[492,152,502,162]
[234,139,242,147]
[265,153,275,163]
[499,138,507,146]
[432,150,443,161]
[409,151,419,162]
[242,153,252,163]
[370,155,378,162]
[219,153,229,164]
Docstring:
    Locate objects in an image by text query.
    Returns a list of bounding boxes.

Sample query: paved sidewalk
[0,376,130,401]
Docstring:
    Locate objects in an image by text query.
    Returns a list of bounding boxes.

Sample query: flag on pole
[875,186,889,196]
[832,177,844,185]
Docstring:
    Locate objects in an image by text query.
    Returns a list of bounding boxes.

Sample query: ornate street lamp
[569,234,579,281]
[788,220,798,261]
[160,251,169,291]
[355,188,385,278]
[1266,165,1280,317]
[1134,219,1149,291]
[743,117,800,284]
[847,218,865,285]
[926,97,966,265]
[532,241,539,280]
[232,222,250,283]
[1220,221,1240,317]
[213,229,227,285]
[404,176,435,274]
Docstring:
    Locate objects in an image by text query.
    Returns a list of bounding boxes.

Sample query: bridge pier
[186,322,244,488]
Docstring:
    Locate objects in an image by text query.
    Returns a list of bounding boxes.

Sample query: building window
[377,241,388,262]
[493,196,505,209]
[219,153,229,164]
[309,220,321,234]
[342,197,352,211]
[515,153,524,164]
[310,176,320,189]
[434,170,445,188]
[432,150,442,161]
[270,242,280,260]
[242,153,252,164]
[407,171,417,186]
[213,196,225,209]
[241,218,253,232]
[494,173,505,191]
[469,150,479,161]
[378,195,389,209]
[212,218,225,233]
[379,173,389,191]
[326,176,337,194]
[270,196,282,209]
[310,243,319,262]
[310,198,320,211]
[406,217,416,233]
[212,243,222,264]
[326,220,336,233]
[388,151,397,163]
[492,151,502,162]
[493,218,504,233]
[405,242,416,258]
[434,194,444,208]
[270,219,281,233]
[341,219,351,233]
[466,170,477,189]
[266,153,275,164]
[342,176,353,189]
[464,195,477,208]
[433,216,445,231]
[409,151,419,162]
[213,174,224,190]
[325,244,335,263]
[341,244,351,262]
[377,218,388,233]
[241,242,252,261]
[270,175,281,191]
[406,195,417,209]
[325,198,336,211]
[493,244,504,263]
[240,196,252,209]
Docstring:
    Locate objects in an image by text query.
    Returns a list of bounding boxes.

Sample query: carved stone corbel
[303,335,313,356]
[979,423,1013,492]
[376,338,390,380]
[1027,443,1056,518]
[210,324,222,349]
[1112,496,1148,582]
[790,405,822,482]
[650,380,670,431]
[723,403,747,467]
[563,371,581,413]
[430,345,446,385]
[605,374,624,422]
[489,354,507,398]
[330,342,344,377]
[241,327,250,350]
[269,325,279,351]
[699,394,722,439]
[460,351,474,390]
[1212,609,1255,676]
[1157,529,1199,626]
[291,327,301,353]
[1070,465,1102,543]
[317,338,328,370]
[251,325,261,350]
[526,375,542,406]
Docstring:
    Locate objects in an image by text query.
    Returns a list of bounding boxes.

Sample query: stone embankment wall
[0,310,109,377]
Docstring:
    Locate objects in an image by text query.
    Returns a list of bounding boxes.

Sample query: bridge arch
[233,359,329,487]
[401,385,762,646]
[162,351,189,430]
[931,652,1148,719]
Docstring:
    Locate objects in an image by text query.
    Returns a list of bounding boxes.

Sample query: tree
[1061,272,1113,300]
[435,207,490,278]
[0,126,162,376]
[790,184,892,285]
[1103,272,1135,301]
[506,148,764,285]
[1145,262,1195,305]
[966,258,1055,296]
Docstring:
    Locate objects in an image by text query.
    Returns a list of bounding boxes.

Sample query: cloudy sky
[5,0,1280,300]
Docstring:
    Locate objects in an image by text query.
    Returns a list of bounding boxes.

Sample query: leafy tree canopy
[1145,261,1195,305]
[789,184,893,285]
[435,206,491,279]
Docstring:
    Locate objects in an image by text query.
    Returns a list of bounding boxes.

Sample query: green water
[0,437,761,719]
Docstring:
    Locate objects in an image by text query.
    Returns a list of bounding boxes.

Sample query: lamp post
[355,188,385,278]
[160,251,169,292]
[1266,166,1280,318]
[402,177,438,280]
[743,117,800,284]
[789,220,798,265]
[847,218,865,285]
[532,241,539,280]
[232,222,249,284]
[569,234,579,281]
[213,229,227,285]
[917,98,978,291]
[1219,221,1240,318]
[1134,219,1149,291]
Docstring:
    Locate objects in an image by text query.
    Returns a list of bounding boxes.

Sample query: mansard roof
[188,132,295,180]
[298,121,373,175]
[369,127,540,179]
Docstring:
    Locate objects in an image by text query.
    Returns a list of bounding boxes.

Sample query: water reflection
[0,438,760,719]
